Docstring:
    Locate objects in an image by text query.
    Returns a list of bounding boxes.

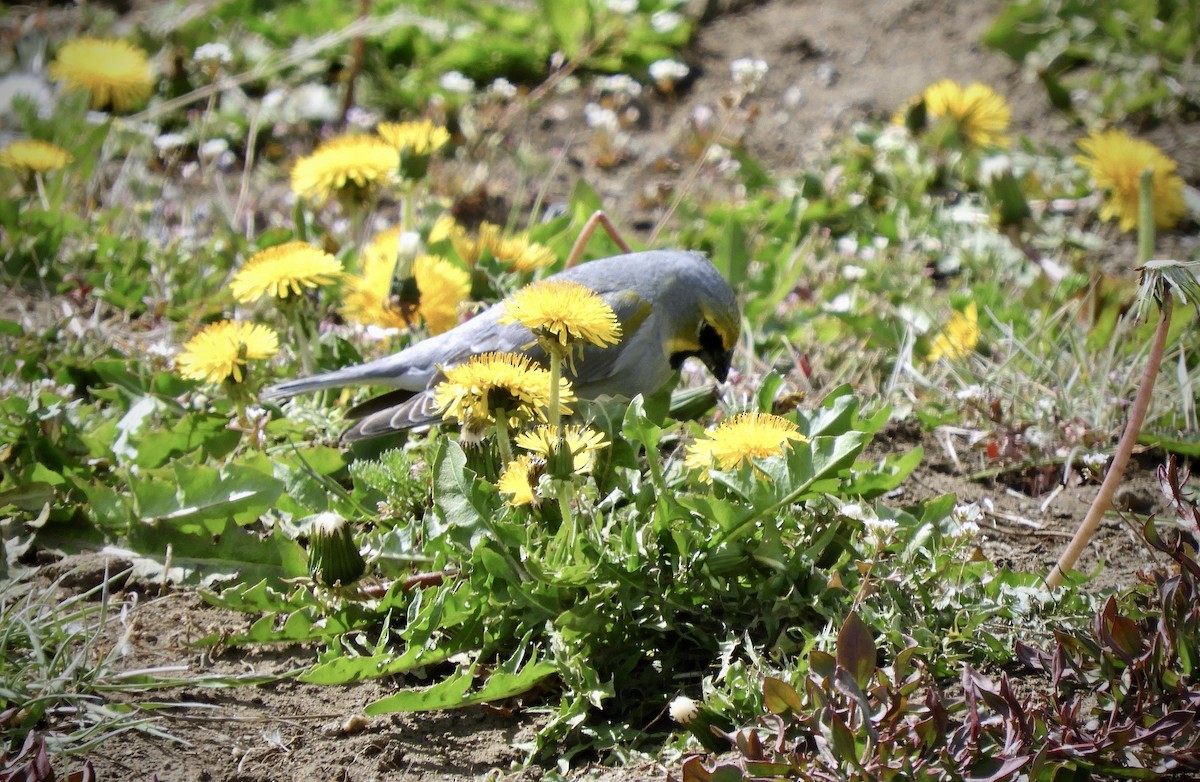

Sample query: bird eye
[698,321,724,352]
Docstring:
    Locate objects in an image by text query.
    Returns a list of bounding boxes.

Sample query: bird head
[665,263,741,382]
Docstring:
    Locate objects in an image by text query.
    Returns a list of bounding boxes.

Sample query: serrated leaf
[365,657,555,712]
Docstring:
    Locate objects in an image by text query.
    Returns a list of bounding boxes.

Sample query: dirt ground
[15,0,1191,779]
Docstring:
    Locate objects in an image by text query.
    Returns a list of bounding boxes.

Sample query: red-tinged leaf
[1097,596,1143,663]
[827,711,861,768]
[762,676,803,716]
[711,766,747,782]
[680,756,713,782]
[892,643,919,680]
[837,611,877,690]
[744,761,798,776]
[809,649,836,679]
[1014,641,1050,671]
[964,755,1031,782]
[1135,710,1195,743]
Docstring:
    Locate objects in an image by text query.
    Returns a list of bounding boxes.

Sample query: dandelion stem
[286,302,316,375]
[494,414,514,467]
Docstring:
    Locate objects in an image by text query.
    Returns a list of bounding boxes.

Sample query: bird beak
[703,347,733,383]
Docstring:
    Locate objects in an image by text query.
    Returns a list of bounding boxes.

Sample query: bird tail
[260,354,421,401]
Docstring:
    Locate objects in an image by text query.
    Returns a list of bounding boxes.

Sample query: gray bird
[261,250,740,440]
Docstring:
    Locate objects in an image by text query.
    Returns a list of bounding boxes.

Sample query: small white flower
[951,502,983,526]
[730,57,769,88]
[606,0,638,13]
[199,137,229,161]
[649,59,689,85]
[439,71,475,94]
[584,102,620,133]
[283,83,339,123]
[827,292,854,313]
[979,154,1011,184]
[1081,451,1109,470]
[836,237,858,256]
[194,42,233,66]
[955,385,985,402]
[345,107,380,128]
[488,78,518,99]
[668,696,699,724]
[841,264,867,281]
[840,503,870,521]
[863,517,899,544]
[595,74,643,97]
[153,132,188,152]
[650,10,684,33]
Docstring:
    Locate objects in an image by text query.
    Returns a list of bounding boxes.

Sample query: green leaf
[0,482,55,512]
[539,0,592,59]
[365,646,555,712]
[431,439,498,547]
[762,676,803,715]
[124,517,306,586]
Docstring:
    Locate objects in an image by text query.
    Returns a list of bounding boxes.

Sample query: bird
[261,249,740,440]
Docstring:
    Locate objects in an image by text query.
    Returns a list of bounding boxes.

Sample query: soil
[8,0,1192,780]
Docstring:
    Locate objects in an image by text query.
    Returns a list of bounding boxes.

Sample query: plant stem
[494,413,513,467]
[1047,294,1172,587]
[1048,168,1165,588]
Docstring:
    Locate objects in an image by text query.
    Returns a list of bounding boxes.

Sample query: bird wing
[567,288,656,393]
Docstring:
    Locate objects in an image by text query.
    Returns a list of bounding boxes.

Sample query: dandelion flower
[290,134,398,204]
[1076,129,1186,232]
[377,119,450,180]
[497,454,546,507]
[230,242,342,303]
[414,254,471,334]
[514,424,608,472]
[177,320,279,384]
[49,38,155,112]
[920,80,1010,148]
[685,412,806,478]
[927,302,980,362]
[0,139,73,174]
[487,233,557,272]
[342,228,470,334]
[433,352,574,431]
[499,279,622,350]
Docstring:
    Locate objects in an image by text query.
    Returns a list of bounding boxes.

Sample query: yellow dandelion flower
[433,352,574,431]
[342,237,410,331]
[290,134,399,204]
[415,254,471,334]
[49,38,155,112]
[176,320,279,384]
[497,454,545,507]
[488,234,557,273]
[377,120,450,179]
[230,242,342,303]
[514,424,608,473]
[342,228,470,334]
[685,412,807,479]
[499,279,622,350]
[927,302,980,362]
[1076,129,1186,232]
[921,80,1010,148]
[428,214,460,245]
[0,140,73,174]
